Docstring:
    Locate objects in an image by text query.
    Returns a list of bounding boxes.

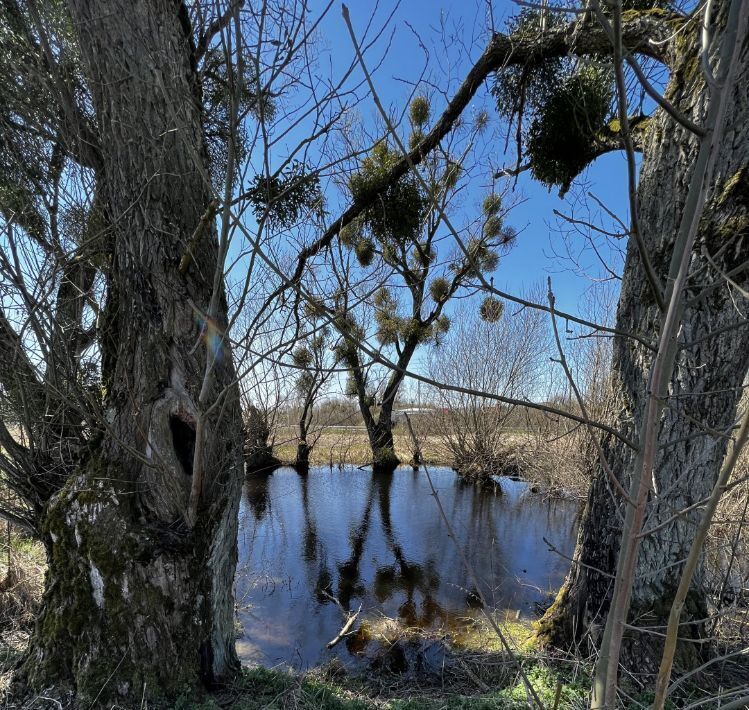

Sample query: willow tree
[334,100,516,472]
[0,0,435,701]
[478,0,749,676]
[0,0,250,703]
[336,0,747,680]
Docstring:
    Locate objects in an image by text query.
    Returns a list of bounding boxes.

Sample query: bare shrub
[243,405,281,474]
[427,290,549,483]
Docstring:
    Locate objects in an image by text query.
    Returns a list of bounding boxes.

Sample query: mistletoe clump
[526,65,613,194]
[480,296,504,323]
[354,237,376,267]
[464,237,500,276]
[409,95,430,126]
[429,277,451,303]
[332,310,365,367]
[291,345,313,369]
[373,288,402,346]
[246,160,321,228]
[349,141,427,247]
[492,9,616,196]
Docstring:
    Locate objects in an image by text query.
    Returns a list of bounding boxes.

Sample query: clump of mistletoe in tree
[333,96,517,472]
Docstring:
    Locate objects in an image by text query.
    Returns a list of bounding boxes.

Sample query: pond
[235,466,579,670]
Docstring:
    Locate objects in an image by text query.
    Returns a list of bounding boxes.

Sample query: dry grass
[272,427,454,469]
[270,424,591,499]
[705,458,749,655]
[0,529,45,694]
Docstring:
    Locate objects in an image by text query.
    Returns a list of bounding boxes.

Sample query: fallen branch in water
[326,603,362,649]
[321,589,345,614]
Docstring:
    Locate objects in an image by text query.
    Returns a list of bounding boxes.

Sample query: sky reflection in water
[235,466,578,669]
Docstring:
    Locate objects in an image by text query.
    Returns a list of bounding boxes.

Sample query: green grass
[168,663,590,710]
[173,668,373,710]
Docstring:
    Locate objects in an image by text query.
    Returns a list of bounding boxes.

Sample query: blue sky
[313,0,630,315]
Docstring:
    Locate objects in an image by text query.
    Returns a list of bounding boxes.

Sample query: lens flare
[195,313,224,364]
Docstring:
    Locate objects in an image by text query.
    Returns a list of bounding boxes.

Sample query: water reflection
[235,466,578,669]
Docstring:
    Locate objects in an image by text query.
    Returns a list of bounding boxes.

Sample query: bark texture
[539,3,749,675]
[18,0,244,704]
[349,335,421,473]
[351,361,401,473]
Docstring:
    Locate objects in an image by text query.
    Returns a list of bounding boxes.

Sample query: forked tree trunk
[355,340,420,473]
[539,5,749,673]
[352,370,401,473]
[18,0,244,704]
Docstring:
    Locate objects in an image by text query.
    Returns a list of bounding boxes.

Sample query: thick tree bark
[539,3,749,675]
[18,0,244,704]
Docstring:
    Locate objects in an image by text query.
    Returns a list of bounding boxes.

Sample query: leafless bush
[427,290,550,483]
[524,284,620,498]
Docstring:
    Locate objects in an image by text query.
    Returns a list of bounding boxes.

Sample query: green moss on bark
[372,446,400,473]
[16,457,219,707]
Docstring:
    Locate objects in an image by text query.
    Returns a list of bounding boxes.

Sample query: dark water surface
[235,466,578,669]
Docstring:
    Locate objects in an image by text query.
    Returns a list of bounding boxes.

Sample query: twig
[326,599,361,648]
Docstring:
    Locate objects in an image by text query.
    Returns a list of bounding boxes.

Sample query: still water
[235,466,578,669]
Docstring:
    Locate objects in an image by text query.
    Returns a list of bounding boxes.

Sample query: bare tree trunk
[296,441,311,472]
[18,0,244,703]
[539,3,749,674]
[295,394,313,471]
[354,340,419,473]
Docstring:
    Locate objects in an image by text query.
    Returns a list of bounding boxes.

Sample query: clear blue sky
[314,0,630,316]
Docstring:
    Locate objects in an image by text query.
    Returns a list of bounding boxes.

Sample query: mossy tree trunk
[539,4,749,673]
[18,0,244,704]
[369,419,400,473]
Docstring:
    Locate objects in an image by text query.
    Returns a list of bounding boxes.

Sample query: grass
[0,530,45,698]
[179,658,591,709]
[271,429,454,469]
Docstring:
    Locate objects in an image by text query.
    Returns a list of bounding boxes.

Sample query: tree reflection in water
[236,466,577,669]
